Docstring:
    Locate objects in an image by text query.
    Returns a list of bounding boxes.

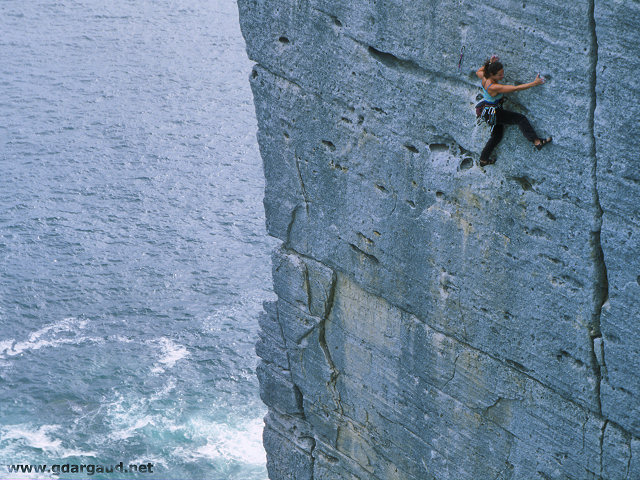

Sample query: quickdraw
[458,46,465,72]
[475,101,499,132]
[483,104,497,131]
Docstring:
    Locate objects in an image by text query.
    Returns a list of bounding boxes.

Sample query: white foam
[176,416,266,466]
[28,318,88,341]
[110,334,136,344]
[108,415,154,441]
[103,392,153,441]
[0,318,90,358]
[2,425,62,453]
[0,339,14,355]
[150,337,189,374]
[0,424,98,458]
[100,388,266,468]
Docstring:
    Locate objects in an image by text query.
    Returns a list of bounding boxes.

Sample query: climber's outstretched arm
[488,74,545,95]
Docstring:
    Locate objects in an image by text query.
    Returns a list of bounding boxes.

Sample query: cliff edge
[238,0,640,478]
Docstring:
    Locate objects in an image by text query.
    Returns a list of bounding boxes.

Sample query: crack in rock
[588,0,609,419]
[316,275,343,415]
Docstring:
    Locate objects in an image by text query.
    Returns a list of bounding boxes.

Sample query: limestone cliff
[238,1,640,478]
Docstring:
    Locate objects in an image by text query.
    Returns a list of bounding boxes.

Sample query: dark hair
[483,59,503,78]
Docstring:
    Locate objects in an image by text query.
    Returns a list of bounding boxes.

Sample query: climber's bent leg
[480,124,504,164]
[495,109,538,143]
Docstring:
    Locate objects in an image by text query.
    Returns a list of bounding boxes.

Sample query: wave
[0,424,98,458]
[0,319,151,362]
[0,317,92,359]
[101,389,265,466]
[176,416,266,466]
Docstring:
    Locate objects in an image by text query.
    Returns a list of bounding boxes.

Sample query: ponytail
[483,58,504,78]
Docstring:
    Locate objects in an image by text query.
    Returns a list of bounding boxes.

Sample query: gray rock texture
[238,0,640,478]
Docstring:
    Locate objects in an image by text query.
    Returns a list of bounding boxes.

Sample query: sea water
[0,1,275,478]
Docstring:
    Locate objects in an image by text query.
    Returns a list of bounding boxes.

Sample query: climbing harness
[475,99,504,132]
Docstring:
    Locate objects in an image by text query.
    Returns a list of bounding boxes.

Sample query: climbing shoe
[535,136,552,151]
[479,156,496,167]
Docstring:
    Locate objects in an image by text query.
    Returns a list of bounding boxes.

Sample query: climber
[475,55,552,167]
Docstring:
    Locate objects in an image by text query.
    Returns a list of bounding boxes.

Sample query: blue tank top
[481,81,504,104]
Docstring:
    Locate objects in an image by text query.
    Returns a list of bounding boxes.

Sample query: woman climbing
[475,55,552,167]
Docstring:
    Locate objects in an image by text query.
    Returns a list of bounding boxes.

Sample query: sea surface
[0,1,275,478]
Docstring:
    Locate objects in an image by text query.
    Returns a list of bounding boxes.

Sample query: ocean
[0,0,275,478]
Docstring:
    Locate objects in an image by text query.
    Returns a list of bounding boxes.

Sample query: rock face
[238,0,640,478]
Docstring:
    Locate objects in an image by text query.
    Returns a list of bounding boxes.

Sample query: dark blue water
[0,1,274,478]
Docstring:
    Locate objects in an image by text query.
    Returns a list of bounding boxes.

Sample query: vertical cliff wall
[238,1,640,478]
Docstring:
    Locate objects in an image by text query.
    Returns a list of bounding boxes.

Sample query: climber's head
[484,59,504,81]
